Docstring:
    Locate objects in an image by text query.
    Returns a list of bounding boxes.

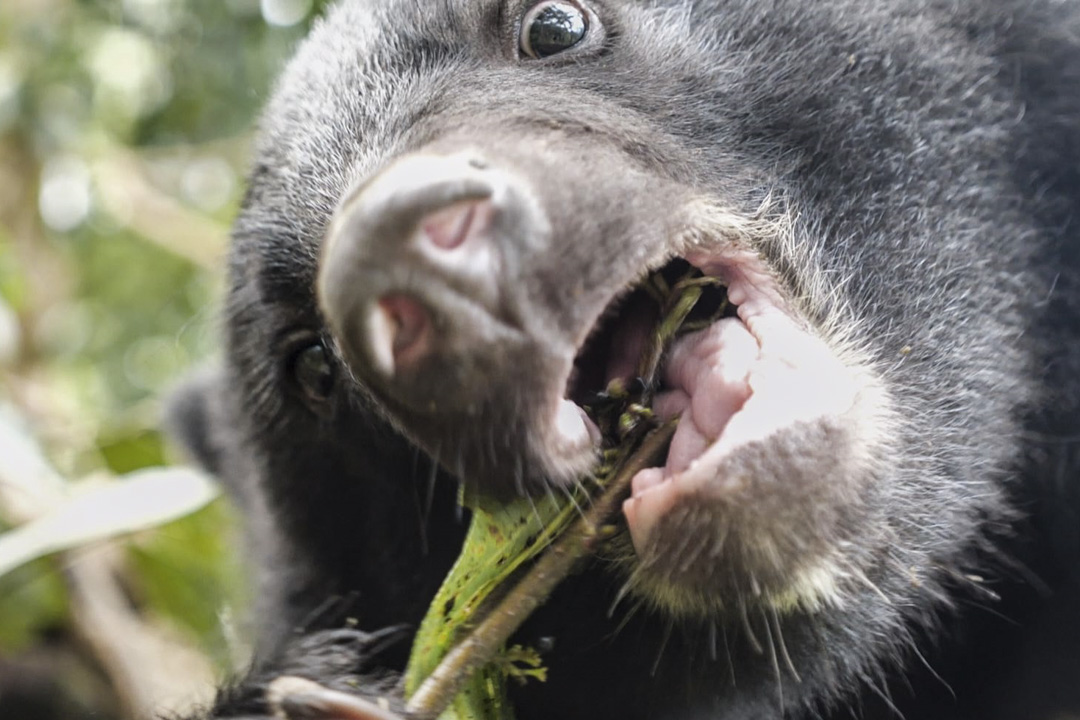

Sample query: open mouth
[561,257,738,456]
[546,242,864,558]
[565,258,736,412]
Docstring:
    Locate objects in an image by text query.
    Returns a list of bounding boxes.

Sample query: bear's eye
[520,1,588,59]
[291,343,335,402]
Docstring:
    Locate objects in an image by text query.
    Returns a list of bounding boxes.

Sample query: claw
[268,676,406,720]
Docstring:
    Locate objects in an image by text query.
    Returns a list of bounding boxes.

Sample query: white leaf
[0,467,220,579]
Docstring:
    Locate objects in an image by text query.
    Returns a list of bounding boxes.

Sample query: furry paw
[278,626,410,681]
[194,626,410,719]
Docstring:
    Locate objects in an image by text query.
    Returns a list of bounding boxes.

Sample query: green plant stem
[404,421,677,720]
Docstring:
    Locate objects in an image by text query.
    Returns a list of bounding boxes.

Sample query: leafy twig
[404,421,676,720]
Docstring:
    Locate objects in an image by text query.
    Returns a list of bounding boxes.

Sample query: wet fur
[170,1,1080,718]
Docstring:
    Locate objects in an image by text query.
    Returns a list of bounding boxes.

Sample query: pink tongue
[649,317,758,476]
[623,318,757,543]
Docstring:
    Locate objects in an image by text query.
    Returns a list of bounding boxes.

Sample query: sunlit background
[0,1,331,717]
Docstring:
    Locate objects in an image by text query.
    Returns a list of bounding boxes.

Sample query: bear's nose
[317,152,543,413]
[365,198,494,374]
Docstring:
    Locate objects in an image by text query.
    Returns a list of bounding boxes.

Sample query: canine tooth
[556,398,591,447]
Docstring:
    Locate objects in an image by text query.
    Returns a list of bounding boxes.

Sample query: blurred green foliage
[127,500,245,669]
[0,559,70,652]
[0,0,332,716]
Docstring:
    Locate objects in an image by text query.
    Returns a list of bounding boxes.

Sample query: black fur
[171,1,1080,718]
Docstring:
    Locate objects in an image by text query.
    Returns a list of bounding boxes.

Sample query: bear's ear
[164,366,230,477]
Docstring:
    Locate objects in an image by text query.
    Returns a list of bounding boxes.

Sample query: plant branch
[404,420,676,720]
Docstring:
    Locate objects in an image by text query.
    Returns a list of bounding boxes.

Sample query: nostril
[421,199,490,250]
[369,294,431,376]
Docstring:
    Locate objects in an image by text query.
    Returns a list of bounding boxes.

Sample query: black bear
[170,0,1080,718]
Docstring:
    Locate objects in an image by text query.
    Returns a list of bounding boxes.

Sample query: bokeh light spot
[261,0,313,27]
[39,156,93,233]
